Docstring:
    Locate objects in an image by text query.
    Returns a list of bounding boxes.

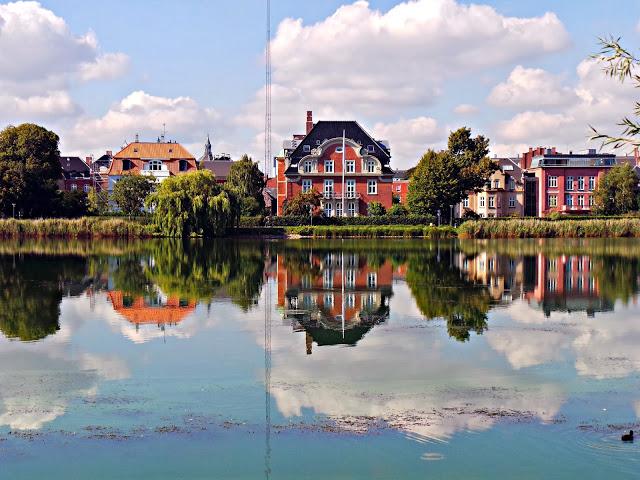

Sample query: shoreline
[2,217,640,239]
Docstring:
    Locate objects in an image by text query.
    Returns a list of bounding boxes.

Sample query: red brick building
[276,112,394,216]
[58,156,98,193]
[392,170,410,204]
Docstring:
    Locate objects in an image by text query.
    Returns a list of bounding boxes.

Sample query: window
[346,294,355,308]
[367,179,377,194]
[577,176,584,191]
[479,196,485,207]
[324,293,334,307]
[324,202,333,217]
[325,160,334,173]
[302,179,312,193]
[589,176,596,191]
[566,176,574,191]
[367,145,375,153]
[179,159,189,172]
[577,195,584,206]
[588,195,594,207]
[548,194,557,208]
[565,194,573,206]
[346,179,356,198]
[122,159,133,171]
[463,197,469,208]
[488,196,495,208]
[367,272,377,289]
[346,270,356,289]
[493,179,500,189]
[508,196,516,208]
[547,278,557,293]
[346,160,355,173]
[324,179,334,198]
[348,202,356,216]
[508,178,516,190]
[71,183,78,191]
[336,202,343,217]
[83,184,91,193]
[335,146,344,154]
[303,160,313,173]
[303,145,311,153]
[366,159,376,173]
[548,176,557,188]
[148,159,162,171]
[396,186,401,192]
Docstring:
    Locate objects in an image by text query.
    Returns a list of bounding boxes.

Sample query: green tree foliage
[590,37,640,148]
[388,203,408,216]
[407,128,496,220]
[593,163,639,214]
[146,170,239,237]
[226,154,266,215]
[53,190,88,218]
[368,202,386,216]
[0,123,61,217]
[282,190,323,216]
[111,174,155,216]
[87,187,110,215]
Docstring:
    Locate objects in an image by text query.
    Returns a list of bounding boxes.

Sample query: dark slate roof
[286,120,393,175]
[393,169,409,180]
[496,157,523,183]
[59,156,90,179]
[94,153,112,168]
[201,160,233,180]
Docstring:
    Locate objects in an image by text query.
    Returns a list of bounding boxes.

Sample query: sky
[1,0,640,170]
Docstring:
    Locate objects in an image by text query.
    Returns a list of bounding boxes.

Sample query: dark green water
[1,238,639,479]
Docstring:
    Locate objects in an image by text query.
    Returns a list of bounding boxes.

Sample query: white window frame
[589,176,596,191]
[367,179,377,195]
[347,202,356,216]
[346,160,355,173]
[303,160,313,173]
[366,159,376,173]
[493,179,500,189]
[83,184,91,193]
[346,179,356,198]
[565,194,573,206]
[324,202,333,217]
[577,194,584,206]
[148,159,163,171]
[488,196,495,208]
[336,202,343,217]
[577,176,584,191]
[71,183,78,191]
[463,197,469,208]
[367,272,377,289]
[588,195,594,207]
[566,176,574,191]
[324,160,334,173]
[548,176,557,188]
[479,196,485,207]
[508,178,516,191]
[548,194,557,208]
[302,179,312,193]
[508,196,516,208]
[324,179,334,198]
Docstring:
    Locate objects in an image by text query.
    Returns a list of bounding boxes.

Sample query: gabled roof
[286,120,393,175]
[496,157,523,183]
[59,156,89,173]
[201,160,233,180]
[114,142,195,160]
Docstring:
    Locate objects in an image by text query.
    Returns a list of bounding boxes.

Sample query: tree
[388,203,408,216]
[282,190,323,216]
[593,163,639,214]
[146,170,239,237]
[0,123,61,217]
[590,37,640,148]
[111,174,155,216]
[87,187,110,215]
[407,128,497,220]
[53,190,88,218]
[226,154,266,215]
[368,202,386,216]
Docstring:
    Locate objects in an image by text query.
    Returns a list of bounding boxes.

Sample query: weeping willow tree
[146,170,239,237]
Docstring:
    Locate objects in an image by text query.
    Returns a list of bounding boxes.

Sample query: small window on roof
[133,148,138,153]
[316,140,321,145]
[367,145,375,153]
[303,145,311,153]
[335,147,344,153]
[169,148,173,153]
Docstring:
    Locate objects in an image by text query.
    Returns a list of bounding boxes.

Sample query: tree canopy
[111,174,156,216]
[226,154,265,215]
[146,170,239,237]
[0,123,61,218]
[407,128,496,220]
[282,190,323,216]
[593,163,639,214]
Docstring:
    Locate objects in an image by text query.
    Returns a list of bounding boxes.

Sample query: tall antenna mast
[264,0,272,177]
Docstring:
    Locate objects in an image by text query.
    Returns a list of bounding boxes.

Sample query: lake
[0,237,639,479]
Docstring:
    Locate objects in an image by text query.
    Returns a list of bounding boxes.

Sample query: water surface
[1,238,639,479]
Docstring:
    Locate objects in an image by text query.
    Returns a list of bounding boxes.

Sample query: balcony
[561,205,591,212]
[323,192,361,200]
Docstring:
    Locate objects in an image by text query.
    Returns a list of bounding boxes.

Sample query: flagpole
[342,130,346,217]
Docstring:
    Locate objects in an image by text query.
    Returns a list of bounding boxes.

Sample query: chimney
[85,156,92,165]
[106,150,112,157]
[135,133,139,142]
[306,111,313,135]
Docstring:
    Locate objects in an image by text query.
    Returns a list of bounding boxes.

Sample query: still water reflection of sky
[1,239,639,478]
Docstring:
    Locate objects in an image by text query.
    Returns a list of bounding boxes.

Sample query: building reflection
[277,250,393,353]
[107,290,196,331]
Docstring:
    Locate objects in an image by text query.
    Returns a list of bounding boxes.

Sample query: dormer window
[148,159,162,171]
[366,159,376,173]
[179,159,189,172]
[122,159,133,171]
[316,140,321,145]
[303,145,311,153]
[367,145,375,153]
[335,147,344,154]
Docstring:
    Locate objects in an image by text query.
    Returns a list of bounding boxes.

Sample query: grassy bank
[459,218,640,239]
[284,225,457,239]
[0,218,153,238]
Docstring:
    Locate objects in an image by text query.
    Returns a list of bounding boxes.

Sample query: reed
[0,218,153,238]
[285,225,457,239]
[458,218,640,239]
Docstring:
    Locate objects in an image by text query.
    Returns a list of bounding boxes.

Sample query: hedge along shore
[0,218,154,238]
[458,218,640,239]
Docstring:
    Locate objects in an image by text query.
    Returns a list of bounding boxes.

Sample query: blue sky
[2,0,640,168]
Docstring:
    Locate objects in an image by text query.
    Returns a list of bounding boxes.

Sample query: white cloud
[454,104,479,115]
[0,1,129,123]
[493,59,638,154]
[488,65,576,108]
[372,116,445,168]
[65,90,224,155]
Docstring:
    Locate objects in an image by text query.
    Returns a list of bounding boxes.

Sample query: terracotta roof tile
[113,142,195,160]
